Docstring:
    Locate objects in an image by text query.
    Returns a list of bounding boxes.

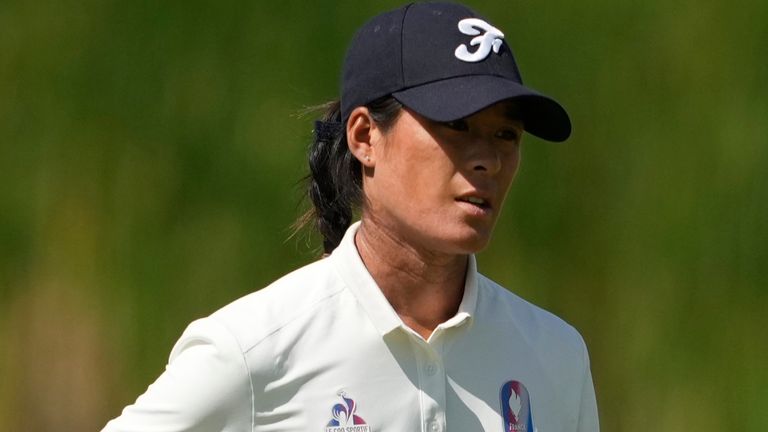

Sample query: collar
[329,221,479,336]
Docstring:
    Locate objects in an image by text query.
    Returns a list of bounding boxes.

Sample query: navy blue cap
[340,2,571,142]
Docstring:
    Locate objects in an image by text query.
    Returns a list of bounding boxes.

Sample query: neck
[355,217,468,340]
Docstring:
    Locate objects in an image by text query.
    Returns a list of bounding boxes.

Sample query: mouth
[456,195,492,211]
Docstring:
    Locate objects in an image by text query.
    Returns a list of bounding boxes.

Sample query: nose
[467,138,502,175]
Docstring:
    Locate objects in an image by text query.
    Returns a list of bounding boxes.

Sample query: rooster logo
[326,391,370,431]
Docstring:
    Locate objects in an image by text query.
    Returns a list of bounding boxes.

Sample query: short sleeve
[576,340,599,432]
[101,318,253,432]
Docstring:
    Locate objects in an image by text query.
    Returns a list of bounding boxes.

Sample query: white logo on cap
[454,18,505,63]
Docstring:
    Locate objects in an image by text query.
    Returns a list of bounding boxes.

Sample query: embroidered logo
[500,381,536,432]
[454,18,505,62]
[325,391,371,432]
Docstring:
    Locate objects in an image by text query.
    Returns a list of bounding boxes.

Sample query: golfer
[103,2,599,431]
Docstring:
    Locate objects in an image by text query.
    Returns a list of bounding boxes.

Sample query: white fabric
[454,18,505,63]
[103,222,599,432]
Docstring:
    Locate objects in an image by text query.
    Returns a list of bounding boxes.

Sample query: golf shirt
[103,222,599,432]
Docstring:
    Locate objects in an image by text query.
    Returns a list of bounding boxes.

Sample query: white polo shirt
[103,222,599,432]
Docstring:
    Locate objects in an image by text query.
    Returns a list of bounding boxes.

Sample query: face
[362,101,523,255]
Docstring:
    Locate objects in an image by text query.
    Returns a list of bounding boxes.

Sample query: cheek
[510,156,522,182]
[499,149,522,192]
[380,155,445,209]
[380,137,453,192]
[507,146,522,176]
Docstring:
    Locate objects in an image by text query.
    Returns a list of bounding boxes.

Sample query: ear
[346,106,383,168]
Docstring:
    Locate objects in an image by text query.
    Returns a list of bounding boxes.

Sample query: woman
[103,2,598,431]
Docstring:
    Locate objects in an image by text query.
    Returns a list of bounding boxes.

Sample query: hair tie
[314,120,343,142]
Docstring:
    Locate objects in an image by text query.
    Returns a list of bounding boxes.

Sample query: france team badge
[500,380,536,432]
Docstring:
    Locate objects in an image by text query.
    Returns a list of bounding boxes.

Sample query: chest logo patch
[325,391,371,432]
[500,381,536,432]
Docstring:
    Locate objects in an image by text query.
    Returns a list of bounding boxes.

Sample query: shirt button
[430,421,440,432]
[425,363,437,376]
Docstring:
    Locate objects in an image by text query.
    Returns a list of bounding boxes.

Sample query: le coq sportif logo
[325,391,371,432]
[454,18,505,62]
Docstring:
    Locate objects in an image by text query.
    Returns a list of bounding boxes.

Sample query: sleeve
[576,340,600,432]
[101,317,253,432]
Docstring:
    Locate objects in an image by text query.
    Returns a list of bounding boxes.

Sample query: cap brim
[392,75,571,142]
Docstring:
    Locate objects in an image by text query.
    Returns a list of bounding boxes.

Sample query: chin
[457,236,493,254]
[444,226,495,254]
[400,217,497,255]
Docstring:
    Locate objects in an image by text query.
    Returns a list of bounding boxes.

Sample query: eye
[495,128,521,142]
[442,119,469,131]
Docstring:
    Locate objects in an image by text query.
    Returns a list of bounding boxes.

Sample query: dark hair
[295,96,402,255]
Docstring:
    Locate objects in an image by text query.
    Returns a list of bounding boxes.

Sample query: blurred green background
[1,0,766,430]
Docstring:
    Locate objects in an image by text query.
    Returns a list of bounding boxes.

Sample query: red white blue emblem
[500,381,535,432]
[325,391,371,432]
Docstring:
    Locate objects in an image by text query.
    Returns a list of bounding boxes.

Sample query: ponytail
[295,97,402,255]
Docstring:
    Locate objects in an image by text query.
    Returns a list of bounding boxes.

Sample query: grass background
[1,0,766,430]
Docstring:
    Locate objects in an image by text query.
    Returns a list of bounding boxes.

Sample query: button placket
[418,338,446,432]
[425,363,437,376]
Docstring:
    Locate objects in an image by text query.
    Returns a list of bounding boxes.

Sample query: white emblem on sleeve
[454,18,505,63]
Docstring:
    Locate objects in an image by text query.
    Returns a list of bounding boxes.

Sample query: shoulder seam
[236,285,347,355]
[209,315,256,431]
[209,285,348,429]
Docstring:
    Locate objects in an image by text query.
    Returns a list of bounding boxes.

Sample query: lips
[457,196,488,207]
[456,192,493,211]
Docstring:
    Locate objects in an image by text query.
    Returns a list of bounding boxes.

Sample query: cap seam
[399,3,416,89]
